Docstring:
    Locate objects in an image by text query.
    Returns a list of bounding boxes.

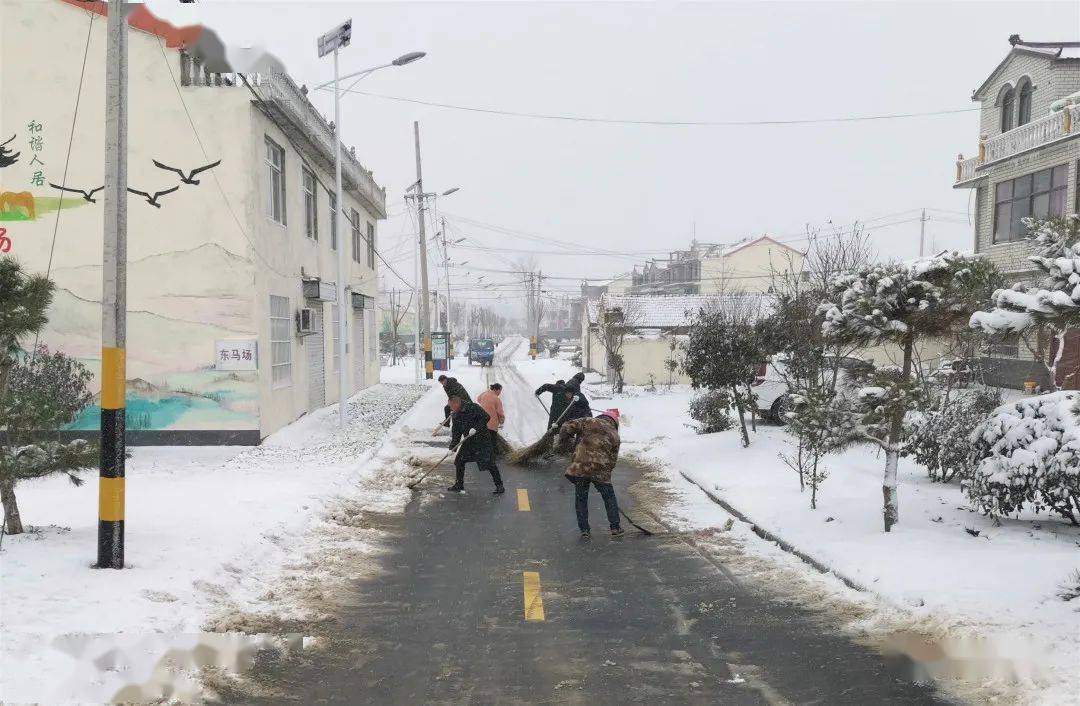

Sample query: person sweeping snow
[438,375,472,431]
[477,383,513,457]
[557,409,623,539]
[534,379,567,430]
[447,396,505,495]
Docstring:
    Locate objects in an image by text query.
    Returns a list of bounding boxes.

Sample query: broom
[508,395,581,465]
[491,429,514,458]
[407,430,475,490]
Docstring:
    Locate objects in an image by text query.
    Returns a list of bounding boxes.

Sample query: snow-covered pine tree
[0,259,96,535]
[969,216,1080,389]
[819,252,1001,532]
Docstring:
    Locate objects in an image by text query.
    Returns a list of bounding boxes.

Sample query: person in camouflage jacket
[557,410,623,538]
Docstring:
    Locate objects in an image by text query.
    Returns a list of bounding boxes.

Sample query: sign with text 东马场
[215,339,257,371]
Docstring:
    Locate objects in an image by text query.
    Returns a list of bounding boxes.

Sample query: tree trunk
[744,382,757,432]
[731,385,750,447]
[882,334,914,532]
[1,478,24,535]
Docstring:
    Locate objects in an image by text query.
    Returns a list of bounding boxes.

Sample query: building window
[331,304,342,372]
[350,208,361,264]
[1000,88,1015,132]
[302,167,318,240]
[265,138,286,224]
[993,165,1068,243]
[367,222,376,268]
[329,192,338,250]
[270,295,292,388]
[1017,80,1033,126]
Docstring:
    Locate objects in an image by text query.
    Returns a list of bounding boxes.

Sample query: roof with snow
[586,294,767,328]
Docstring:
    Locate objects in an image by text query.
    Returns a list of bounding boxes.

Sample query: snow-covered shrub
[570,349,582,368]
[909,388,1001,483]
[1059,569,1080,602]
[970,216,1080,390]
[967,391,1080,525]
[689,389,734,434]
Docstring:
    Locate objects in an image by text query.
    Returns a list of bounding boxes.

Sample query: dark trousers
[572,478,620,532]
[454,456,503,489]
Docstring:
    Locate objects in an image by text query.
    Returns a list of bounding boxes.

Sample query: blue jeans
[572,478,620,532]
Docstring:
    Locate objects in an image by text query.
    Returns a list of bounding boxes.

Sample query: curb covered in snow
[678,470,871,595]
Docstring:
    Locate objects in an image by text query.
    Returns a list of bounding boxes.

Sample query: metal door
[306,303,326,411]
[353,309,366,392]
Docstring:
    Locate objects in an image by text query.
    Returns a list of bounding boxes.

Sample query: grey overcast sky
[150,0,1078,307]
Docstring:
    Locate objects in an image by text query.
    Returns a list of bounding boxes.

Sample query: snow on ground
[0,382,428,704]
[512,355,1080,704]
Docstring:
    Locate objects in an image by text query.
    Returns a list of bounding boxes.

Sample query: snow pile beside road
[0,383,425,704]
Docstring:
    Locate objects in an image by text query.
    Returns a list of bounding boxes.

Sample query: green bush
[689,390,734,434]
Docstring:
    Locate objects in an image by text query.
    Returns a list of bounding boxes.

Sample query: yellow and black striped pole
[98,4,127,570]
[424,335,434,379]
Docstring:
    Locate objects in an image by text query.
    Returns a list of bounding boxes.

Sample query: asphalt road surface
[216,346,945,704]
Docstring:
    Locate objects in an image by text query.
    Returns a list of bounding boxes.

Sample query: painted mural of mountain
[50,242,254,330]
[41,287,255,383]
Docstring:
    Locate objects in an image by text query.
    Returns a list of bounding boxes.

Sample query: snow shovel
[431,414,451,436]
[508,396,581,465]
[407,430,475,490]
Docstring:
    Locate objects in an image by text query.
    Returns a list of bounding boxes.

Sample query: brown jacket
[558,415,620,484]
[477,390,505,431]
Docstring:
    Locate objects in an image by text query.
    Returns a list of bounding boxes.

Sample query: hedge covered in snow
[968,391,1080,525]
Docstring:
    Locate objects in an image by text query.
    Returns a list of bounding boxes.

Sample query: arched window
[1001,88,1015,132]
[1018,80,1033,126]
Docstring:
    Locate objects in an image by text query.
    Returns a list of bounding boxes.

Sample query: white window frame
[265,137,286,225]
[367,222,376,269]
[350,208,361,263]
[270,295,292,388]
[329,192,338,250]
[302,166,318,240]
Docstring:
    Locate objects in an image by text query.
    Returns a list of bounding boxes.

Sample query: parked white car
[752,356,871,423]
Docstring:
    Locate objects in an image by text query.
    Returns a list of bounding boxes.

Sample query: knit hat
[600,408,620,425]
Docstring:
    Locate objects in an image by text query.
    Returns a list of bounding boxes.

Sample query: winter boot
[493,484,506,495]
[447,483,465,493]
[580,530,591,540]
[611,527,625,538]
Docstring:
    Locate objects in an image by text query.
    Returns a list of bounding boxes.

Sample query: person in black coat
[564,372,586,395]
[438,375,472,429]
[534,379,568,429]
[447,396,505,495]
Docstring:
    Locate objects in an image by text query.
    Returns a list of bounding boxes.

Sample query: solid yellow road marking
[523,571,545,621]
[517,488,531,511]
[99,477,125,521]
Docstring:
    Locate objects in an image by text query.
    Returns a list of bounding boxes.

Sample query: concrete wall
[584,328,689,386]
[699,239,803,294]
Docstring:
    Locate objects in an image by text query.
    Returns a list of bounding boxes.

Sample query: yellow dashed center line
[517,488,531,511]
[523,571,545,621]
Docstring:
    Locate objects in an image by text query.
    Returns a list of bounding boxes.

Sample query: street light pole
[332,46,349,431]
[414,121,433,379]
[98,0,128,570]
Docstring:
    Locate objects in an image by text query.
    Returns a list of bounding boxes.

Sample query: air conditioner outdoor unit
[297,307,315,335]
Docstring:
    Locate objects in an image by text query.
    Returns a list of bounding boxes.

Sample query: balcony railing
[956,104,1080,183]
[257,72,387,217]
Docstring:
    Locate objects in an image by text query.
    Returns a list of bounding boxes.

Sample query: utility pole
[331,39,348,431]
[98,0,128,570]
[414,121,433,379]
[918,208,928,258]
[442,216,451,341]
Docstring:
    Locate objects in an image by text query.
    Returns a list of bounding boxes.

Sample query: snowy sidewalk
[1,382,427,704]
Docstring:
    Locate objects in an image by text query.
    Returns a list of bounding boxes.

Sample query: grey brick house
[954,36,1080,388]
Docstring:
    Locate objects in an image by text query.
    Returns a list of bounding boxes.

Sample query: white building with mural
[0,0,385,443]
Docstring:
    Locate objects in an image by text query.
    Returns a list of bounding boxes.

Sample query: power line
[338,88,979,127]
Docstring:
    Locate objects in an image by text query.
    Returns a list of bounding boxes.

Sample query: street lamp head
[393,51,426,66]
[441,187,460,196]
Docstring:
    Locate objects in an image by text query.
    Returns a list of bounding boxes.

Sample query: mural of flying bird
[0,135,20,168]
[127,186,179,208]
[152,159,221,185]
[49,182,104,203]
